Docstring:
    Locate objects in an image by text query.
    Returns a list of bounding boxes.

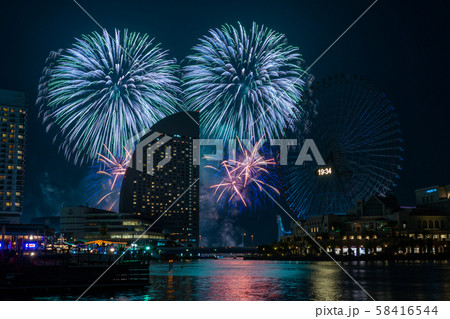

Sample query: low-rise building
[60,206,166,246]
[415,185,450,213]
[0,223,54,252]
[285,188,450,256]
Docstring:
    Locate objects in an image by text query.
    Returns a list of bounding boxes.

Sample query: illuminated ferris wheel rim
[284,74,403,218]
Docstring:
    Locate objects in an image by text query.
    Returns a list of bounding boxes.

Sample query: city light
[24,242,37,249]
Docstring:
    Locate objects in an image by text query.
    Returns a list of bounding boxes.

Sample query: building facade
[0,89,27,224]
[0,223,53,252]
[415,185,450,213]
[285,191,450,256]
[60,206,166,244]
[120,111,199,246]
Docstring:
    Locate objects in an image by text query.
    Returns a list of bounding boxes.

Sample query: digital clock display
[316,167,333,176]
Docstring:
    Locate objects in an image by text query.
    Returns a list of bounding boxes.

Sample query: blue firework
[37,28,180,164]
[183,22,306,141]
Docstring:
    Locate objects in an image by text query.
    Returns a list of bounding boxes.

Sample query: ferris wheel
[284,74,404,218]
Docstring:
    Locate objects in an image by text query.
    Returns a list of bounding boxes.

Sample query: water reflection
[309,262,342,300]
[32,259,450,301]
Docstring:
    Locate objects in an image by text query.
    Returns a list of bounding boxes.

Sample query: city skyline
[1,1,449,245]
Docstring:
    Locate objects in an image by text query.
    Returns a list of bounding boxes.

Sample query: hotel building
[119,111,199,246]
[0,89,27,224]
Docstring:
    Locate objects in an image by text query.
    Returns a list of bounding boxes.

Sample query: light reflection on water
[35,259,450,301]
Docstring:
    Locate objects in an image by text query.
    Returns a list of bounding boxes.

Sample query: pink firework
[96,144,132,211]
[207,137,279,207]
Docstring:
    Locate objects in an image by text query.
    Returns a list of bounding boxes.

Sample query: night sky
[1,0,449,245]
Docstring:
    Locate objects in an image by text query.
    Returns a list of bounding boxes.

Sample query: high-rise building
[120,111,199,246]
[0,89,27,224]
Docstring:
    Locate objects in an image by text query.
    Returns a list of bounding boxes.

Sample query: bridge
[277,215,291,241]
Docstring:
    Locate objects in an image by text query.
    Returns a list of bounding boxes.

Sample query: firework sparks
[183,22,306,141]
[97,144,132,191]
[84,144,131,212]
[37,28,179,164]
[207,137,280,208]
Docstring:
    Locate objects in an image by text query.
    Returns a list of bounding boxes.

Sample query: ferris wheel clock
[316,167,333,176]
[284,74,403,218]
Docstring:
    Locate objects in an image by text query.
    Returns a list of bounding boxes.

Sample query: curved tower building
[119,111,199,246]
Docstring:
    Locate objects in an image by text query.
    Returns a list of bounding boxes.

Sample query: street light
[241,233,246,247]
[251,234,254,247]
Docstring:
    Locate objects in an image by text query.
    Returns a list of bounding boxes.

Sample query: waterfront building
[0,223,53,252]
[119,111,199,246]
[285,187,450,256]
[0,89,27,224]
[60,206,166,245]
[415,185,450,213]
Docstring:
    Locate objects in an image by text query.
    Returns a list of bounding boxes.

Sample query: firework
[183,22,305,141]
[84,144,131,212]
[37,28,180,164]
[206,137,279,208]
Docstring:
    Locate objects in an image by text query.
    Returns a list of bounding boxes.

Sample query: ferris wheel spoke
[285,75,403,217]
